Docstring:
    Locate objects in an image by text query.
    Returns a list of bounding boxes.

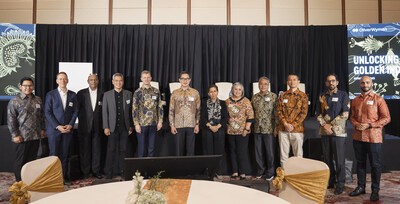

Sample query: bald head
[360,76,372,93]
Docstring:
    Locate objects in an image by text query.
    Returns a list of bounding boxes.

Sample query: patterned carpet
[1,172,399,203]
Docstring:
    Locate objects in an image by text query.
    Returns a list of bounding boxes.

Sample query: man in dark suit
[77,74,103,179]
[44,72,79,181]
[102,73,133,179]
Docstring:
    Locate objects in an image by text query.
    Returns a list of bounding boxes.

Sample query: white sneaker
[265,176,274,181]
[256,175,262,179]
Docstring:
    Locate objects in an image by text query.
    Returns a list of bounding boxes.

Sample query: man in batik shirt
[7,77,45,181]
[276,74,308,166]
[316,74,349,195]
[348,76,390,202]
[169,71,200,156]
[252,77,278,180]
[133,70,163,157]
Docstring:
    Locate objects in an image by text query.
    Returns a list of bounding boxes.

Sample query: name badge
[332,97,338,102]
[126,100,131,104]
[265,97,270,102]
[188,96,194,101]
[98,101,102,106]
[283,99,288,103]
[152,96,157,100]
[69,102,73,107]
[367,101,374,105]
[36,104,41,109]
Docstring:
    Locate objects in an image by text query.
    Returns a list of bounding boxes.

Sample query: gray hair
[258,76,270,83]
[112,73,124,80]
[230,82,245,97]
[88,73,98,80]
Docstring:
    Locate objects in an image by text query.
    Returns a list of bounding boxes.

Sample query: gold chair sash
[273,167,329,204]
[27,158,64,192]
[9,181,30,204]
[144,179,192,204]
[9,158,64,203]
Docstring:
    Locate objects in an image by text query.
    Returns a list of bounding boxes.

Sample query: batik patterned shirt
[350,91,390,143]
[277,88,309,133]
[133,86,163,127]
[169,87,200,128]
[316,88,350,137]
[7,93,45,141]
[226,97,254,135]
[252,91,278,134]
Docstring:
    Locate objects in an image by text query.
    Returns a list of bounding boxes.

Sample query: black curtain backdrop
[35,24,348,117]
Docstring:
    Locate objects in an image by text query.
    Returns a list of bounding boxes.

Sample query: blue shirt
[316,89,350,136]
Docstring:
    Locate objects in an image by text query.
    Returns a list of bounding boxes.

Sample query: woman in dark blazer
[200,85,228,174]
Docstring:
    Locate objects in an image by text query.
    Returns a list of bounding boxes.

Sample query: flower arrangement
[126,171,170,204]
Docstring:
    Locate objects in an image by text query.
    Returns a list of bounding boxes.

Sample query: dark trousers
[104,128,128,177]
[254,133,275,177]
[175,128,195,156]
[321,135,346,187]
[202,128,225,155]
[353,140,382,191]
[48,132,73,178]
[137,125,157,157]
[79,129,101,176]
[202,128,225,174]
[13,140,40,181]
[228,134,249,174]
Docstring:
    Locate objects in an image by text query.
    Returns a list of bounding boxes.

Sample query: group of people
[7,71,390,202]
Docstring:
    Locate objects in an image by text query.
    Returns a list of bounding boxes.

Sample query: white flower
[136,190,167,204]
[126,189,139,204]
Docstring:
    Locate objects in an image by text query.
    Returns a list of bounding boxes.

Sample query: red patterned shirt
[350,91,391,143]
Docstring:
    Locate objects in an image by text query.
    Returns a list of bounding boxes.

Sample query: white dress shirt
[58,87,67,110]
[89,88,97,111]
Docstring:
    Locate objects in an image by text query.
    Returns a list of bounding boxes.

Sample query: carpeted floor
[1,172,399,203]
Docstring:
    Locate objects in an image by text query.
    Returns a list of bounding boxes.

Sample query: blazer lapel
[85,88,93,112]
[55,89,65,113]
[110,90,116,112]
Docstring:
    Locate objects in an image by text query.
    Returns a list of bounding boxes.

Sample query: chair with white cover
[21,156,64,202]
[169,82,181,94]
[277,157,329,204]
[139,81,160,90]
[215,82,233,101]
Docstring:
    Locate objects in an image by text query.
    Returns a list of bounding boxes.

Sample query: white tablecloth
[32,180,289,204]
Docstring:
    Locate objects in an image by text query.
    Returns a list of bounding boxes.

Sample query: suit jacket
[77,88,103,134]
[45,88,79,136]
[102,89,133,132]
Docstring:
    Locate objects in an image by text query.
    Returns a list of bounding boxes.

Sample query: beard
[361,87,371,92]
[328,85,336,90]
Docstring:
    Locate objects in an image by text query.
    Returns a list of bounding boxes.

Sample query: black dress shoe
[94,174,103,179]
[349,186,366,196]
[370,190,379,202]
[334,186,343,195]
[64,180,72,185]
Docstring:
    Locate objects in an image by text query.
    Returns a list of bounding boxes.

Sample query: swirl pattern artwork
[0,24,35,99]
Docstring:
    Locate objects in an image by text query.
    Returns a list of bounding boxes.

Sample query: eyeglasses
[326,80,336,83]
[21,85,34,87]
[180,78,191,81]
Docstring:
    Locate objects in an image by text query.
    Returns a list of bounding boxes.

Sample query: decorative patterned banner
[348,23,400,99]
[0,23,35,99]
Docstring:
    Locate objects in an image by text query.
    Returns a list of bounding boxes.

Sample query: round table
[32,180,289,204]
